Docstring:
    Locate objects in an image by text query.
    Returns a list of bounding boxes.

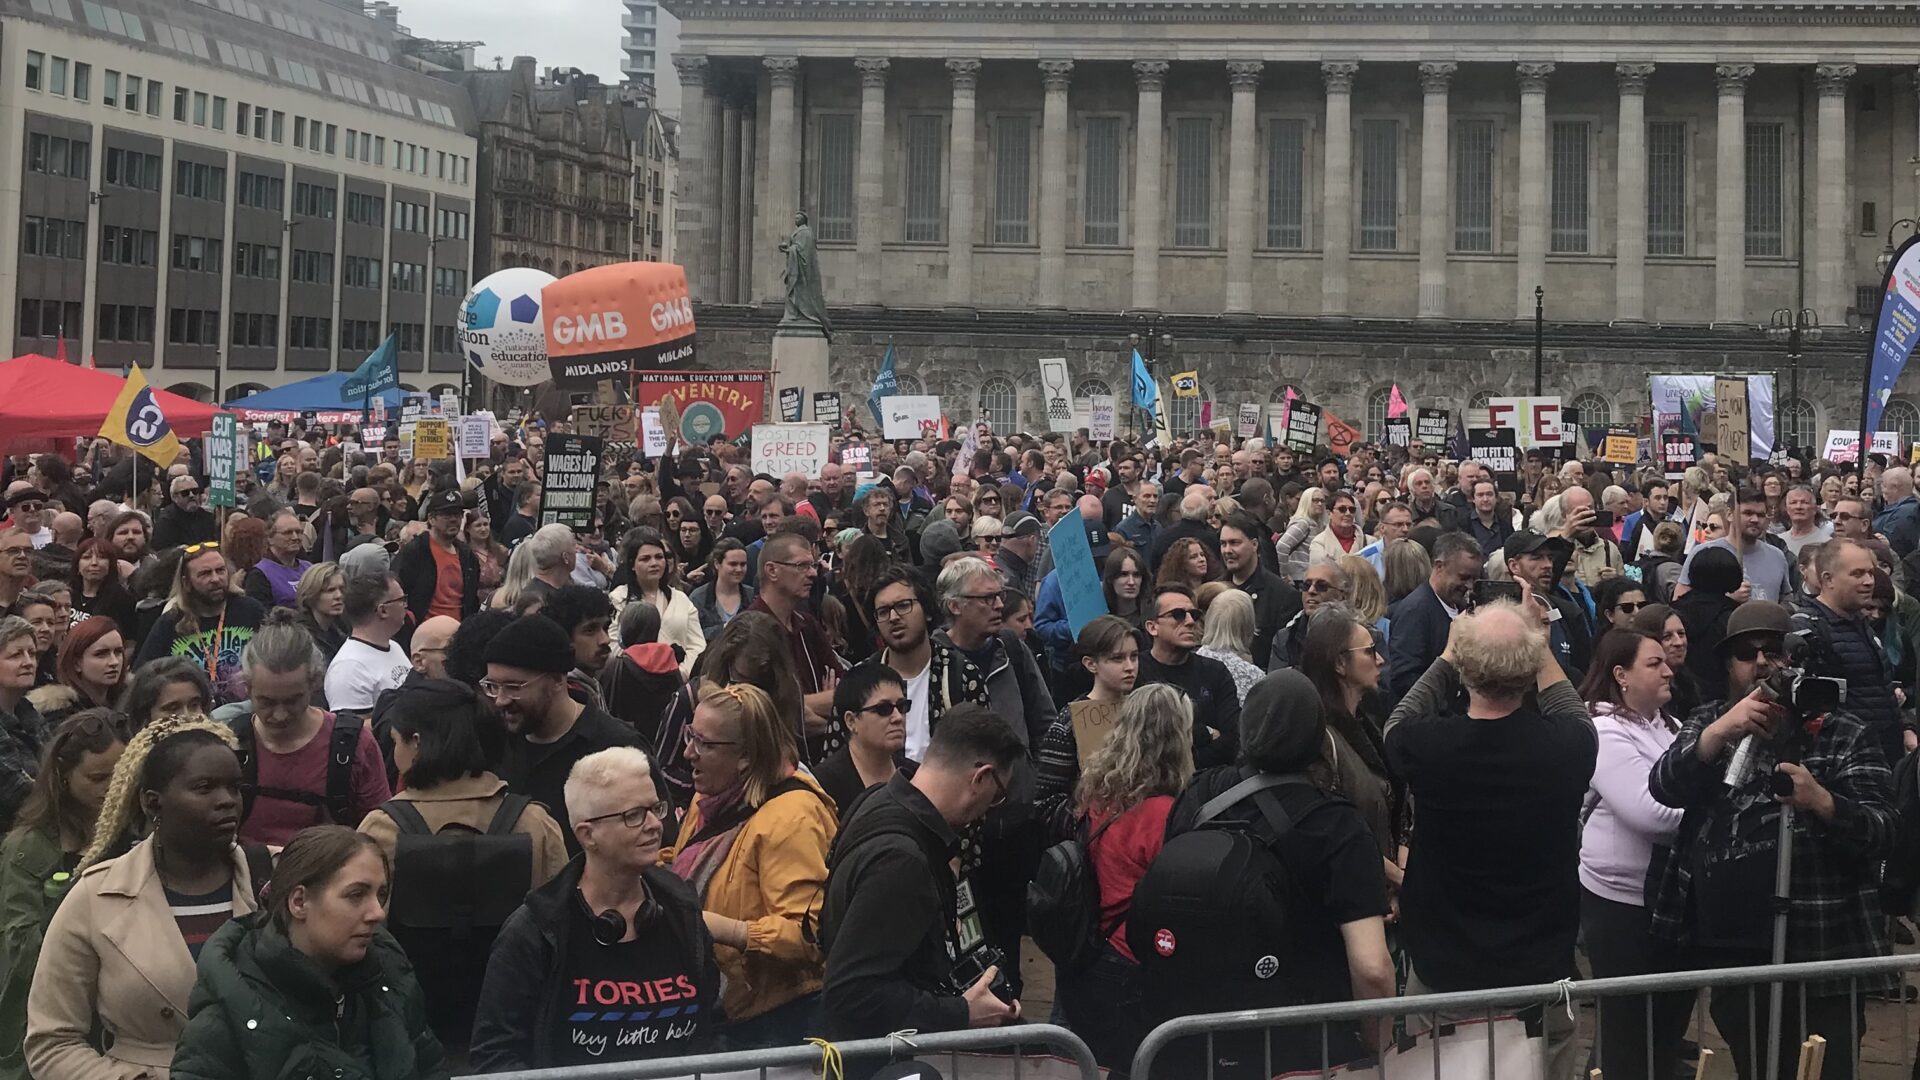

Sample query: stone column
[1131,60,1169,311]
[719,96,741,303]
[1038,59,1073,309]
[738,104,756,301]
[854,57,889,308]
[1417,62,1455,319]
[764,56,800,305]
[1224,60,1262,316]
[1515,62,1553,320]
[1714,63,1754,324]
[1815,63,1855,322]
[946,58,980,309]
[1320,61,1358,316]
[1614,63,1654,323]
[671,55,710,300]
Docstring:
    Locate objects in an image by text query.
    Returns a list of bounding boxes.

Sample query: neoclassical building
[662,0,1920,445]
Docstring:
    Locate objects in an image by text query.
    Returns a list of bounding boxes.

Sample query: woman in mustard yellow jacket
[663,682,836,1049]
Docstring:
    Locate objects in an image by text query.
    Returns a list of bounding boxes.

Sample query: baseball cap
[1716,601,1794,655]
[1004,511,1043,539]
[424,489,467,516]
[1503,529,1571,563]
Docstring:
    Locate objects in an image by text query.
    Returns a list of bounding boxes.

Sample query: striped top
[164,881,235,961]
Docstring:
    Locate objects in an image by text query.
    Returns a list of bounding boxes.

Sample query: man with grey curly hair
[1383,594,1597,1080]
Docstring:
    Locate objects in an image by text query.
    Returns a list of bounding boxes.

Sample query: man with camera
[819,705,1026,1048]
[1788,539,1906,765]
[1648,600,1895,1080]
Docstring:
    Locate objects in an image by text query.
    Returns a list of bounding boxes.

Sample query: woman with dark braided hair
[25,715,266,1080]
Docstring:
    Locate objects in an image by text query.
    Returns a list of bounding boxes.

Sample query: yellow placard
[411,418,451,461]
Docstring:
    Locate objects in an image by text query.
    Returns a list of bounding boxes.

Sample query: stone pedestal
[771,329,830,418]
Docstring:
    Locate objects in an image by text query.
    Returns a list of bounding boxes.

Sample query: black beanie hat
[482,614,576,674]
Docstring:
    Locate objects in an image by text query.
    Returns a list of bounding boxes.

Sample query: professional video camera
[1724,625,1846,792]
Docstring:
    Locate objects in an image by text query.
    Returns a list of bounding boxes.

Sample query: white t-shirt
[323,637,411,712]
[902,660,932,764]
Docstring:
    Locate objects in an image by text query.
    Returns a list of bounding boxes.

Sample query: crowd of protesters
[0,412,1910,1079]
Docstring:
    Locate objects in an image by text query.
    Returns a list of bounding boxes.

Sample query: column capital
[1040,59,1074,92]
[1815,63,1856,97]
[1516,62,1554,95]
[854,57,890,88]
[1715,63,1755,96]
[946,57,981,90]
[671,54,710,87]
[1320,60,1359,93]
[1615,62,1656,94]
[1417,61,1456,94]
[1133,60,1170,90]
[1227,60,1264,90]
[764,56,800,87]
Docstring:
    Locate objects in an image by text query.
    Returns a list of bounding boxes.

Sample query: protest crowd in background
[1,393,1918,1080]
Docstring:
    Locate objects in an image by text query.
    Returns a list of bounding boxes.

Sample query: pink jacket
[1578,701,1684,907]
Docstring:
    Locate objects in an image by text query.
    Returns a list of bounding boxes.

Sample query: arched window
[1883,400,1920,448]
[1365,387,1394,442]
[894,372,925,397]
[1468,391,1494,410]
[560,260,573,275]
[1568,392,1612,428]
[1166,382,1204,439]
[1270,384,1300,404]
[979,376,1018,434]
[1075,377,1112,403]
[1778,397,1817,451]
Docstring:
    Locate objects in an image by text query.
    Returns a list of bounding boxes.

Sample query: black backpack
[1128,772,1322,1012]
[1027,813,1120,972]
[228,711,366,827]
[379,793,535,1048]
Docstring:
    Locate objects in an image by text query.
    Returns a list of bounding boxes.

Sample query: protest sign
[752,424,829,477]
[1715,377,1750,462]
[778,386,803,423]
[1383,417,1412,448]
[631,370,768,444]
[1237,403,1261,440]
[812,392,841,424]
[1048,511,1106,637]
[362,425,387,446]
[205,414,238,508]
[439,389,459,417]
[1602,426,1638,466]
[1823,430,1900,464]
[539,433,602,531]
[1283,401,1323,453]
[1088,395,1116,442]
[1325,412,1362,457]
[843,443,871,469]
[1416,408,1450,446]
[1487,397,1564,449]
[1662,434,1698,480]
[1038,357,1074,432]
[640,408,667,457]
[1468,428,1519,491]
[881,396,943,441]
[457,415,492,460]
[411,418,451,461]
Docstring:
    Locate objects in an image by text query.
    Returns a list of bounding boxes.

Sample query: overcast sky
[397,0,629,82]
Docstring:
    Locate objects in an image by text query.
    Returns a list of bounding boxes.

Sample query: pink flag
[1388,384,1409,419]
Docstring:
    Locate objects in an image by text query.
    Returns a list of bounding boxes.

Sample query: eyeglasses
[874,598,920,621]
[976,535,1003,546]
[1156,606,1202,623]
[859,698,913,718]
[1302,579,1344,595]
[1834,512,1863,523]
[683,729,739,753]
[580,803,663,829]
[181,541,221,556]
[959,591,1005,607]
[1728,640,1788,663]
[0,544,30,557]
[1615,601,1644,615]
[767,558,818,572]
[979,764,1010,808]
[1331,505,1356,515]
[1345,643,1381,659]
[11,502,42,514]
[173,489,199,498]
[478,677,537,698]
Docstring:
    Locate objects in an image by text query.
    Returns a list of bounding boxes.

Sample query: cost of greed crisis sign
[752,424,830,478]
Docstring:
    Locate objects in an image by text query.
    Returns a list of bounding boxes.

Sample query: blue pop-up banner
[1867,235,1920,438]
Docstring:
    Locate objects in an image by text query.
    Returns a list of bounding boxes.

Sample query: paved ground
[1013,941,1920,1078]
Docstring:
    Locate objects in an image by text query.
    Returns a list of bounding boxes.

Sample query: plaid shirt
[1647,699,1894,995]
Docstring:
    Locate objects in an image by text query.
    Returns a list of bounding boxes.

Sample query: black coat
[393,532,480,621]
[152,503,217,550]
[1233,566,1302,670]
[1387,583,1453,702]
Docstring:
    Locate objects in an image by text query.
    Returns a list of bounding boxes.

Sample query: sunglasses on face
[1303,579,1343,594]
[1157,607,1201,623]
[859,698,913,718]
[1615,601,1645,615]
[1728,640,1787,663]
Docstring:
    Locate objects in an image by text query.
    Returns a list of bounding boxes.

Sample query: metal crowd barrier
[1131,953,1920,1080]
[454,1023,1100,1080]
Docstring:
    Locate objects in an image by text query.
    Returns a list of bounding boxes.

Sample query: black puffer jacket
[1793,595,1903,762]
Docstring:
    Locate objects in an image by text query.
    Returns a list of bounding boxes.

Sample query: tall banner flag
[99,364,183,466]
[341,335,399,418]
[867,342,898,428]
[1387,384,1409,419]
[1867,233,1920,438]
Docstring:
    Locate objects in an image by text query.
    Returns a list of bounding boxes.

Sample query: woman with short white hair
[1196,587,1264,704]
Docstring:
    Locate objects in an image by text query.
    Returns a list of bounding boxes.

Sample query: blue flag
[1868,235,1920,437]
[1130,349,1160,417]
[341,335,399,405]
[1448,413,1468,461]
[867,342,898,428]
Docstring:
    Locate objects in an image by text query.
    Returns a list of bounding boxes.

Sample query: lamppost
[1861,219,1920,475]
[1127,315,1173,438]
[1533,286,1545,395]
[1765,308,1821,453]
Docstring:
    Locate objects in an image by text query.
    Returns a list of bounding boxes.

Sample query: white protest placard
[881,395,943,441]
[640,407,667,457]
[1487,396,1565,449]
[439,389,459,417]
[1237,403,1262,440]
[457,415,492,460]
[844,444,872,469]
[362,425,387,446]
[1088,395,1116,442]
[1823,430,1900,463]
[1038,357,1074,432]
[752,423,830,477]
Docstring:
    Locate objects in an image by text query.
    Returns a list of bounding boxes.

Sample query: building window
[231,242,279,280]
[103,70,118,106]
[292,250,337,285]
[173,86,186,121]
[1549,120,1589,253]
[229,312,278,348]
[1647,120,1689,256]
[271,110,284,142]
[432,325,459,355]
[1746,120,1785,258]
[293,182,336,219]
[145,80,160,116]
[236,172,284,211]
[979,376,1018,434]
[1568,392,1612,428]
[1358,119,1399,251]
[815,112,855,242]
[104,148,161,190]
[433,267,467,296]
[1171,116,1213,248]
[341,255,379,289]
[389,261,424,292]
[1884,400,1920,446]
[386,323,425,354]
[1779,396,1817,450]
[27,134,90,179]
[21,216,86,259]
[288,316,331,350]
[210,96,225,131]
[1074,377,1111,407]
[991,115,1033,245]
[192,91,207,126]
[293,116,305,148]
[98,225,157,266]
[73,63,89,102]
[170,234,222,273]
[1082,116,1123,246]
[25,52,42,91]
[1453,118,1495,252]
[47,57,66,96]
[17,299,81,339]
[165,307,221,346]
[345,192,385,227]
[339,319,381,352]
[96,304,155,343]
[1265,118,1305,250]
[903,114,944,243]
[1167,382,1203,438]
[173,160,225,200]
[1366,386,1394,442]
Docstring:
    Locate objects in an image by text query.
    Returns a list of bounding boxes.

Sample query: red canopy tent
[0,355,219,452]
